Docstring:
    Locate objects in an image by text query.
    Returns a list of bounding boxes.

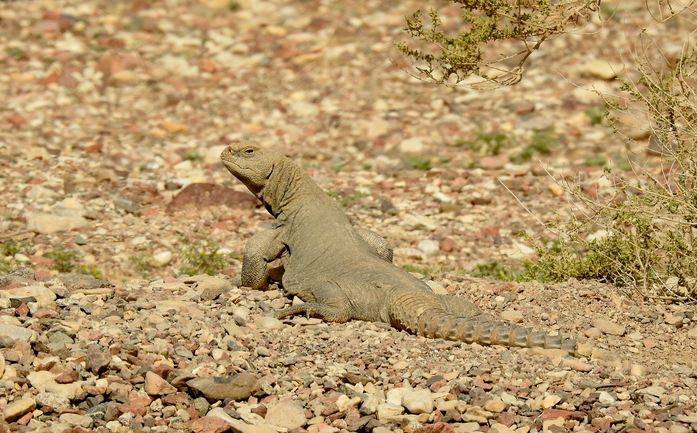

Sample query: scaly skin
[221,142,578,354]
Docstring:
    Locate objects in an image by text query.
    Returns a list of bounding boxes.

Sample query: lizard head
[220,141,273,196]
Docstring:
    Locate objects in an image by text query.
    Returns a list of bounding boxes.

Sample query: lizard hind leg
[275,281,353,323]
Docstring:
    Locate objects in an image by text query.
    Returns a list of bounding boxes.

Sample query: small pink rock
[479,155,507,170]
[413,422,456,433]
[190,416,232,433]
[28,20,61,36]
[439,238,458,253]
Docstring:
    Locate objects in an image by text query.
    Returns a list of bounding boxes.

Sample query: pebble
[59,413,93,428]
[190,416,232,433]
[0,323,36,342]
[207,407,276,433]
[483,399,506,413]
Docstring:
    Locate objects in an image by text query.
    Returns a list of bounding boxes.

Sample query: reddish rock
[439,237,458,253]
[413,422,456,433]
[39,72,59,86]
[540,409,586,421]
[57,69,80,88]
[118,403,147,417]
[497,411,516,427]
[190,416,231,433]
[55,370,79,384]
[166,183,259,213]
[7,113,28,126]
[96,55,143,76]
[86,345,111,375]
[199,59,217,73]
[16,412,33,425]
[14,302,29,317]
[28,20,61,36]
[515,102,536,114]
[33,308,58,318]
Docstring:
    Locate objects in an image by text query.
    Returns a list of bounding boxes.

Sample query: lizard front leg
[275,281,353,323]
[242,229,286,289]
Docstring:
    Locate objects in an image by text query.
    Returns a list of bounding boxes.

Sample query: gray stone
[417,239,440,256]
[0,323,37,342]
[36,392,71,413]
[265,401,307,430]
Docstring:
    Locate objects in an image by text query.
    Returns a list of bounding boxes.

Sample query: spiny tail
[414,310,578,354]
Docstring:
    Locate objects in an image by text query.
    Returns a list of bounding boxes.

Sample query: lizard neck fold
[258,156,317,218]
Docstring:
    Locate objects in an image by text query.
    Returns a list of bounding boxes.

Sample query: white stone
[401,389,434,414]
[386,386,412,405]
[27,185,60,200]
[402,214,438,231]
[399,137,425,154]
[265,401,307,430]
[580,59,622,80]
[207,407,277,433]
[376,403,404,420]
[152,251,173,267]
[598,391,616,404]
[417,239,440,256]
[254,316,285,331]
[288,101,319,118]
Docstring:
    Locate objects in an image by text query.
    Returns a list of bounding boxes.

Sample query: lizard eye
[244,148,254,154]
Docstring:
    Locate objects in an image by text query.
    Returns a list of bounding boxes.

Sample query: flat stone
[27,370,86,399]
[265,401,307,429]
[592,318,625,336]
[500,310,524,323]
[413,423,457,433]
[187,372,257,401]
[580,59,622,80]
[402,214,437,231]
[190,416,232,433]
[207,407,277,433]
[417,239,440,256]
[60,413,93,428]
[167,183,258,212]
[0,323,36,343]
[254,316,285,331]
[488,423,515,433]
[183,275,233,300]
[2,398,36,422]
[26,213,88,233]
[376,403,404,420]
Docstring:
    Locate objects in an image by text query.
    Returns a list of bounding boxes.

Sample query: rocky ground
[0,0,696,432]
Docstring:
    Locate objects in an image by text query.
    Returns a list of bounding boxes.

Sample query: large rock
[167,183,259,212]
[10,285,56,307]
[27,371,86,400]
[187,372,257,401]
[26,213,88,234]
[145,371,178,396]
[2,397,36,422]
[264,401,307,430]
[402,389,434,414]
[0,323,37,343]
